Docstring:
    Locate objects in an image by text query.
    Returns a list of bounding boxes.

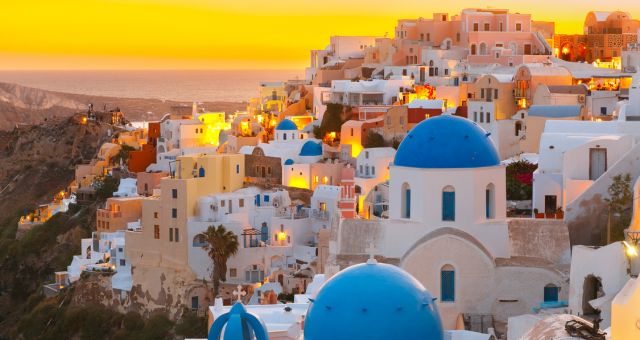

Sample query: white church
[328,114,572,330]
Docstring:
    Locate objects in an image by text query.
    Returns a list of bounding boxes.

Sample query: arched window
[260,223,269,243]
[441,264,455,302]
[283,133,287,141]
[401,182,411,218]
[544,283,559,302]
[442,186,455,221]
[199,166,205,178]
[485,183,495,219]
[193,234,207,247]
[479,42,487,56]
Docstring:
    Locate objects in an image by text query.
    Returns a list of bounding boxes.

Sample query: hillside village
[4,8,640,340]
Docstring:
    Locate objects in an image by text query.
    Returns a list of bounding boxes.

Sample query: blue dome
[394,115,500,169]
[304,262,444,340]
[284,158,295,165]
[299,141,323,156]
[208,302,269,340]
[275,119,298,131]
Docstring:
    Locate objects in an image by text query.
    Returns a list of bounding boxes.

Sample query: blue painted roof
[394,115,500,169]
[275,119,298,131]
[304,262,444,340]
[528,105,581,118]
[284,158,295,165]
[299,141,323,156]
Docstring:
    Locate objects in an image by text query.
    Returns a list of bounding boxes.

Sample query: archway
[582,275,603,316]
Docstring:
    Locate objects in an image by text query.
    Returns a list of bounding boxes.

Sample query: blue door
[198,167,205,177]
[442,191,455,221]
[255,194,260,207]
[441,270,455,302]
[261,224,269,243]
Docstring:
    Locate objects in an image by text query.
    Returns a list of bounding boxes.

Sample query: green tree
[197,225,239,298]
[94,175,120,200]
[363,131,387,148]
[605,173,633,243]
[113,144,137,165]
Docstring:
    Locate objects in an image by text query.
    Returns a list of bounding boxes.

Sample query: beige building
[96,197,143,234]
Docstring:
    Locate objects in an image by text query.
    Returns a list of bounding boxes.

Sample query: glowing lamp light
[277,232,287,241]
[623,241,638,257]
[561,46,570,55]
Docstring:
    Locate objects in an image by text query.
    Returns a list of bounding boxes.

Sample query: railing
[311,209,330,220]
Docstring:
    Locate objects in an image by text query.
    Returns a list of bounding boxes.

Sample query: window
[236,164,240,174]
[154,225,160,239]
[600,107,607,115]
[544,284,559,302]
[480,112,484,123]
[426,33,431,41]
[441,265,455,302]
[193,234,206,247]
[401,183,411,218]
[283,134,287,140]
[473,112,478,122]
[175,228,180,242]
[442,186,455,221]
[516,23,522,31]
[199,167,205,177]
[172,208,177,218]
[486,112,491,123]
[486,183,495,219]
[239,199,245,208]
[473,23,479,32]
[172,189,177,199]
[372,167,375,176]
[120,259,126,266]
[481,89,485,99]
[221,200,225,207]
[154,212,158,218]
[245,265,265,283]
[169,228,174,242]
[484,23,490,31]
[230,268,237,278]
[499,22,503,31]
[351,128,354,136]
[494,89,499,100]
[456,32,460,42]
[444,69,449,76]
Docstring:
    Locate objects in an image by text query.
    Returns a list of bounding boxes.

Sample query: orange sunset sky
[1,0,639,70]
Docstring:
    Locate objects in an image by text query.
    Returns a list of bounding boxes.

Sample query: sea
[0,69,304,103]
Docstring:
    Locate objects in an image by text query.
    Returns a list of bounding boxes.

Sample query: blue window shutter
[485,189,490,218]
[405,189,411,218]
[199,167,205,177]
[264,195,270,203]
[443,191,455,221]
[255,194,260,207]
[441,270,455,302]
[544,286,559,302]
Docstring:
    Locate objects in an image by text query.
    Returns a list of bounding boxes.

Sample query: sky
[1,0,639,70]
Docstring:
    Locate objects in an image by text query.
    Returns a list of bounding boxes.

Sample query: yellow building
[126,153,244,270]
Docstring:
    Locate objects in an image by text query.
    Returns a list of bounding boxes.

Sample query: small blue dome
[275,119,298,131]
[284,158,295,165]
[394,115,500,169]
[299,141,323,156]
[208,302,269,340]
[304,262,444,340]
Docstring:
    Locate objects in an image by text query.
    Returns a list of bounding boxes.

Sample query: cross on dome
[233,285,246,303]
[365,242,377,264]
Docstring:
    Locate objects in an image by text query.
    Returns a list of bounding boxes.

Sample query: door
[420,67,425,83]
[545,195,557,214]
[191,296,199,310]
[524,44,532,55]
[589,148,607,180]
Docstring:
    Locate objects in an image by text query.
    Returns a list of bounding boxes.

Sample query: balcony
[311,209,330,220]
[97,209,122,218]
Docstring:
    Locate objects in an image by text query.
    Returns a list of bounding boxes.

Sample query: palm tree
[198,225,239,298]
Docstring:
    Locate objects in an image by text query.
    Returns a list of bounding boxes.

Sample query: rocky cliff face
[0,81,246,131]
[0,82,85,111]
